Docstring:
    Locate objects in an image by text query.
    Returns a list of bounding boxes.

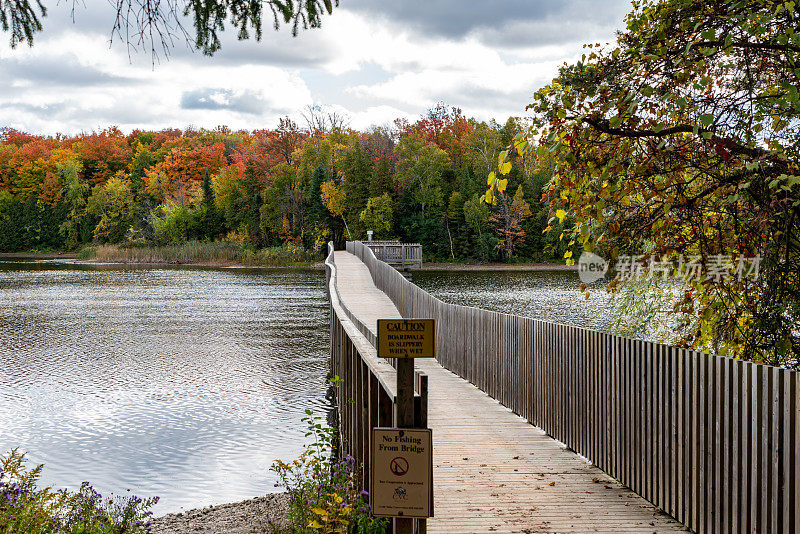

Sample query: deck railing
[346,240,800,534]
[324,243,428,500]
[361,241,423,269]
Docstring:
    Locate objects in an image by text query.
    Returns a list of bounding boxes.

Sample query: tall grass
[83,241,318,266]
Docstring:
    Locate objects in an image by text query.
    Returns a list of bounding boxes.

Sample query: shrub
[0,449,158,533]
[272,406,387,534]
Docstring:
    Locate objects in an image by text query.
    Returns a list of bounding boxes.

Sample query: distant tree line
[0,105,577,262]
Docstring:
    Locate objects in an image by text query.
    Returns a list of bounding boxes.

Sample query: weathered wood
[336,240,800,534]
[327,245,428,533]
[364,242,423,270]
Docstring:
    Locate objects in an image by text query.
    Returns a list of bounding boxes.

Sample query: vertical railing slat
[336,241,799,534]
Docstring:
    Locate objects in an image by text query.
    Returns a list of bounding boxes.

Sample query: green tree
[86,177,135,243]
[199,170,224,239]
[129,144,154,201]
[395,133,450,216]
[308,165,329,226]
[359,193,394,239]
[340,141,372,234]
[56,158,89,249]
[153,201,193,245]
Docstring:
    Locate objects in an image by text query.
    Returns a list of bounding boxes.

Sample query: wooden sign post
[375,319,435,534]
[395,357,415,534]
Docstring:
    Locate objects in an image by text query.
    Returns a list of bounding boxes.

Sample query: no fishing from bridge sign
[377,319,435,358]
[371,427,433,518]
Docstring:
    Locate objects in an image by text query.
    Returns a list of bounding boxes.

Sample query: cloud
[341,0,630,46]
[0,1,630,134]
[180,88,277,115]
[1,54,137,87]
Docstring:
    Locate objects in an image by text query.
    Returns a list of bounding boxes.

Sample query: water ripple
[0,264,330,514]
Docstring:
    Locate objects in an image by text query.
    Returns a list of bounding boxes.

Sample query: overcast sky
[0,1,631,135]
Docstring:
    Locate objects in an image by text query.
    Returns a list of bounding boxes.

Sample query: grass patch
[84,241,318,266]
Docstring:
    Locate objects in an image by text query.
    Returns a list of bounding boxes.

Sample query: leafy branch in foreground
[489,0,800,367]
[1,0,338,58]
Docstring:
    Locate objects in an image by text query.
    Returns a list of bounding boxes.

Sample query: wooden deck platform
[333,251,686,533]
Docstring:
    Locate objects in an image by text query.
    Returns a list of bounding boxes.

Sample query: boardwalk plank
[333,251,687,533]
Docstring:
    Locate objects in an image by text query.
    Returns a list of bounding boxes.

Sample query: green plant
[0,449,158,533]
[271,403,387,534]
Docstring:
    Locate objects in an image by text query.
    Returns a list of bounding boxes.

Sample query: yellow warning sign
[377,319,435,359]
[371,427,433,518]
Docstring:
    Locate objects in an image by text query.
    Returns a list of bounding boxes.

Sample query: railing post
[393,358,415,534]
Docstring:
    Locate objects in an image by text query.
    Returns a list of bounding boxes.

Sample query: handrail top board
[326,252,402,400]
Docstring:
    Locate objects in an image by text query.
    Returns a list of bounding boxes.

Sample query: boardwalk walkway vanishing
[333,250,686,533]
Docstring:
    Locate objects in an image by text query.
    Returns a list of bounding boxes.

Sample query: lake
[0,262,608,514]
[0,262,330,514]
[412,269,611,331]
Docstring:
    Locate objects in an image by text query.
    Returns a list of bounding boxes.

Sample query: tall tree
[490,186,531,260]
[496,0,800,367]
[395,133,450,216]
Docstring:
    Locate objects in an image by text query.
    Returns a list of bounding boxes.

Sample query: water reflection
[412,269,612,331]
[0,262,329,514]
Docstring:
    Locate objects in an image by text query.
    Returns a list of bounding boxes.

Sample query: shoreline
[76,259,327,270]
[419,262,575,271]
[0,252,79,260]
[3,254,574,272]
[151,493,291,534]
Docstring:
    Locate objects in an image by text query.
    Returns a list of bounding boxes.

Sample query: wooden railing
[347,240,800,534]
[324,243,428,501]
[361,241,423,269]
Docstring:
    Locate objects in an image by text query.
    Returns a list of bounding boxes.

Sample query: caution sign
[377,319,435,359]
[371,428,433,518]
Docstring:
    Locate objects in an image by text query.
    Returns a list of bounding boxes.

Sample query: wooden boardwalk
[333,251,686,533]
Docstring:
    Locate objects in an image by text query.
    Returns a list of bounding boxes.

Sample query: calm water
[0,262,609,515]
[413,269,612,331]
[0,262,329,514]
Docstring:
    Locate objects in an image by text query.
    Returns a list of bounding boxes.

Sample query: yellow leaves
[499,161,512,175]
[484,189,495,205]
[487,171,496,186]
[564,250,573,259]
[320,181,346,217]
[556,209,567,222]
[311,507,328,517]
[497,178,508,193]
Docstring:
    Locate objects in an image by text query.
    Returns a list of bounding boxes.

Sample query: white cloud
[0,1,627,133]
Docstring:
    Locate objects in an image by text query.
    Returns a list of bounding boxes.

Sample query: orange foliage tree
[73,127,131,187]
[145,141,226,203]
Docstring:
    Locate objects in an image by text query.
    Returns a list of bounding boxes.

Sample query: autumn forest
[0,105,572,263]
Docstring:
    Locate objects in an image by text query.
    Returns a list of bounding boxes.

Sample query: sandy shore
[150,494,291,534]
